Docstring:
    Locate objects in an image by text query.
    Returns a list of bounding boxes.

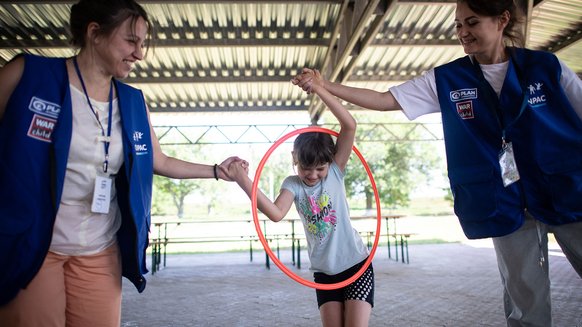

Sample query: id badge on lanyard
[91,174,113,213]
[74,57,115,214]
[499,141,520,187]
[473,52,527,188]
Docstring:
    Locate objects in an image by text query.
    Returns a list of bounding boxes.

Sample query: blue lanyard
[471,51,529,144]
[73,57,114,174]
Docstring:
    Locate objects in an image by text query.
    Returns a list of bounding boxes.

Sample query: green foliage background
[152,112,447,219]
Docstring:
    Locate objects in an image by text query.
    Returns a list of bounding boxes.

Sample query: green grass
[150,195,457,255]
[349,196,454,217]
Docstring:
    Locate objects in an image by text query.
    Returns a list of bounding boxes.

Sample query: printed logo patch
[456,101,474,120]
[132,130,149,155]
[28,114,56,142]
[527,82,547,108]
[133,131,144,142]
[28,96,61,119]
[450,88,478,102]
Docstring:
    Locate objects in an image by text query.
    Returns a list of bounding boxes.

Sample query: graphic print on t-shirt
[297,191,337,244]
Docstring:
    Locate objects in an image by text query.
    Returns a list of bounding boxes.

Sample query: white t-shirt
[281,162,369,275]
[49,84,124,255]
[391,58,582,122]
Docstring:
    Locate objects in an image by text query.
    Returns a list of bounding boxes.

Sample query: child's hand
[291,68,323,94]
[218,157,248,181]
[226,159,249,182]
[307,69,324,94]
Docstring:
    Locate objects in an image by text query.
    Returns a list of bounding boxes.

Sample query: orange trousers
[0,243,122,327]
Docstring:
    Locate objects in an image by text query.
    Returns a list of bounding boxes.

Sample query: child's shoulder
[281,175,302,191]
[329,160,342,174]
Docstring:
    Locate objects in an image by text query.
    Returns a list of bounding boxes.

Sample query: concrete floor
[121,241,582,327]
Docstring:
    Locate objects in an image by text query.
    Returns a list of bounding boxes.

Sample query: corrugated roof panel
[143,3,339,30]
[555,42,582,73]
[0,0,579,118]
[376,4,457,44]
[0,48,74,62]
[131,46,326,77]
[137,80,308,111]
[0,4,69,29]
[354,46,464,79]
[528,0,582,49]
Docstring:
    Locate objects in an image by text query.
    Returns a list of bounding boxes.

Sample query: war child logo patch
[456,100,474,120]
[28,114,56,142]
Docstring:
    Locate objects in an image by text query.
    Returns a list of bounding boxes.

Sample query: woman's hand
[291,68,324,94]
[217,156,248,181]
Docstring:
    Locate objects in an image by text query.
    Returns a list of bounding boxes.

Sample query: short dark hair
[293,132,336,168]
[458,0,525,47]
[69,0,153,52]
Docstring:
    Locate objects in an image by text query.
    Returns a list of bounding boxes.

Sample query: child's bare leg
[344,300,372,327]
[320,301,344,327]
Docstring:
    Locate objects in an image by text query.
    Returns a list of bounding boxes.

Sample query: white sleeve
[389,69,440,121]
[559,60,582,121]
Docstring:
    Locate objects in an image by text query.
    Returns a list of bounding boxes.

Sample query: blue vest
[435,48,582,239]
[0,54,153,305]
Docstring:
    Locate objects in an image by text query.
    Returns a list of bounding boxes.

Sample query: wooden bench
[392,233,417,264]
[148,216,416,274]
[360,231,417,264]
[150,235,261,274]
[150,233,304,273]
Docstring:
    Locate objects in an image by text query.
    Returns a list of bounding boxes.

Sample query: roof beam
[395,0,454,3]
[2,0,343,3]
[148,103,307,113]
[310,0,397,122]
[126,74,293,84]
[372,38,460,46]
[538,23,582,53]
[519,0,534,47]
[0,26,330,49]
[152,122,443,145]
[0,37,327,49]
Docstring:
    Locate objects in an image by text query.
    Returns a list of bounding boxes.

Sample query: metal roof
[1,0,581,123]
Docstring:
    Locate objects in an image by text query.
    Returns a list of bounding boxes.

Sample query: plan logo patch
[28,96,61,119]
[527,82,547,108]
[456,101,474,120]
[450,88,478,102]
[28,114,56,142]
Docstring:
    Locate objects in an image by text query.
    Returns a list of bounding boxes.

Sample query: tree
[258,146,294,200]
[339,113,441,211]
[151,146,202,218]
[153,175,200,218]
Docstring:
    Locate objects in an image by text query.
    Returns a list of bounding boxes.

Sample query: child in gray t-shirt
[229,69,374,326]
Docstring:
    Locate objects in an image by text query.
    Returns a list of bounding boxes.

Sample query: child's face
[297,162,329,187]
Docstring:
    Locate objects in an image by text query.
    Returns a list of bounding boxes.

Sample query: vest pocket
[539,159,582,214]
[449,166,498,222]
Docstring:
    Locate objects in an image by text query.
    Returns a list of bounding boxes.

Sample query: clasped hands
[223,67,323,181]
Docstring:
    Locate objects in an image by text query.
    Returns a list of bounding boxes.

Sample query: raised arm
[228,160,295,222]
[292,68,402,112]
[307,69,355,171]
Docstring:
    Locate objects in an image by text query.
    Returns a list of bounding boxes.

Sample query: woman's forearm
[323,80,402,112]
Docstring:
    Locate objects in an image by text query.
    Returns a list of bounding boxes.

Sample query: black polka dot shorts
[314,258,374,308]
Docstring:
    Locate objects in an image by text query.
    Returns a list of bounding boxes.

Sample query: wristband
[213,164,219,180]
